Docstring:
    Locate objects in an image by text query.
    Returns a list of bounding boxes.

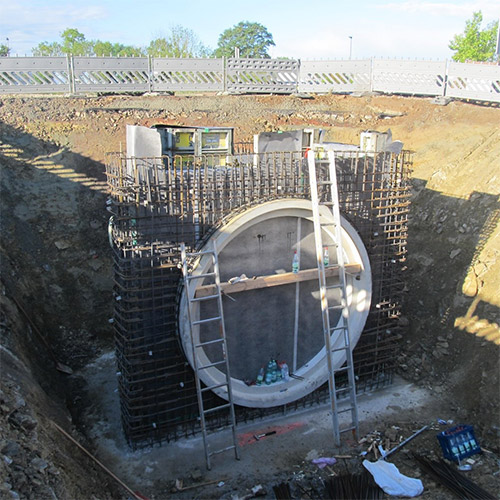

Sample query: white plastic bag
[363,459,424,497]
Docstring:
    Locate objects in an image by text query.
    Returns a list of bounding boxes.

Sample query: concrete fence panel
[298,60,371,93]
[0,56,499,103]
[372,59,447,96]
[73,57,150,93]
[0,57,70,93]
[226,58,299,94]
[152,58,224,92]
[446,61,500,103]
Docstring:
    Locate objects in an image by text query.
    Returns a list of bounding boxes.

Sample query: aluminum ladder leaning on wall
[180,241,240,470]
[306,149,359,446]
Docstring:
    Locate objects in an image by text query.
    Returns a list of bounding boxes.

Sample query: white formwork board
[0,57,69,93]
[226,58,299,93]
[152,58,224,92]
[298,60,371,93]
[73,57,149,93]
[446,62,500,103]
[372,59,447,96]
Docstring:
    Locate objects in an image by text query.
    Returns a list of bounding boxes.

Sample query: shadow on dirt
[405,177,499,442]
[0,120,113,367]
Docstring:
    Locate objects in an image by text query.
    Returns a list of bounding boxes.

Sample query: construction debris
[311,457,337,469]
[383,424,429,459]
[250,484,266,496]
[273,482,292,500]
[359,425,429,461]
[324,472,384,499]
[254,430,276,441]
[414,454,496,499]
[363,459,424,497]
[171,477,225,493]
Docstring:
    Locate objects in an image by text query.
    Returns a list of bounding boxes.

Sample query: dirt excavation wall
[0,93,499,495]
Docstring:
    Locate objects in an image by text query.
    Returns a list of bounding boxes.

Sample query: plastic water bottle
[466,431,477,449]
[292,251,299,273]
[461,433,471,453]
[265,360,274,385]
[457,434,466,456]
[256,367,264,386]
[281,362,289,381]
[275,360,282,381]
[323,245,329,266]
[271,359,278,383]
[450,437,459,459]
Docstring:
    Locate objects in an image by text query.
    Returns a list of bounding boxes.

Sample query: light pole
[495,18,500,61]
[349,36,353,60]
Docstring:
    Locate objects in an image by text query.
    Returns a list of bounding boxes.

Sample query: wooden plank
[194,264,362,298]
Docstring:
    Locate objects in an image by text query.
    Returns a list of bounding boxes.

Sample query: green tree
[32,28,144,57]
[0,44,10,57]
[91,40,114,56]
[32,28,89,56]
[449,11,499,62]
[59,28,92,55]
[93,40,144,57]
[147,25,211,57]
[214,21,275,58]
[32,41,62,56]
[146,37,169,57]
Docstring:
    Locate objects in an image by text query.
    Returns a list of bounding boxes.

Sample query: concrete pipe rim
[179,199,372,408]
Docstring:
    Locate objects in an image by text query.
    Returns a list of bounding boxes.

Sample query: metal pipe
[383,424,429,459]
[52,421,145,500]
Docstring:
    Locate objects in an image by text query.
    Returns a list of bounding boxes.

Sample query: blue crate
[437,425,481,462]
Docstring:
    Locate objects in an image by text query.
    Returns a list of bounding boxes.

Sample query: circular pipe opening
[179,199,371,407]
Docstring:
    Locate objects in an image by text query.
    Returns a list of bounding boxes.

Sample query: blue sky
[1,0,498,59]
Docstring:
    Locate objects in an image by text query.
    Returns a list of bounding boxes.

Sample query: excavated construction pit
[1,94,499,499]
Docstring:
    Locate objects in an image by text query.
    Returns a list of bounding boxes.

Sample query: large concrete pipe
[179,199,372,408]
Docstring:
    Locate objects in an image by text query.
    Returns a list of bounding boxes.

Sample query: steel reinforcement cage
[105,148,413,447]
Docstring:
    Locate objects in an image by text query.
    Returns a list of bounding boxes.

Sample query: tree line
[0,13,498,62]
[0,22,275,59]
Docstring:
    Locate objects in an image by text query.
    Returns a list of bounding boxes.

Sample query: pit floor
[78,351,456,499]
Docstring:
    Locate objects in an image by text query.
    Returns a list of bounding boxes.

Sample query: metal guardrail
[0,56,499,102]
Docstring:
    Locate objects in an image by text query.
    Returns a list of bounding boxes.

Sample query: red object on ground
[237,421,305,447]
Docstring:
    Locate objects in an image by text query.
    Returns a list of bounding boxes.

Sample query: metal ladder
[180,241,240,470]
[307,149,359,446]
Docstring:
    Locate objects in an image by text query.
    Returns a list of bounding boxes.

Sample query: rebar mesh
[106,149,413,447]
